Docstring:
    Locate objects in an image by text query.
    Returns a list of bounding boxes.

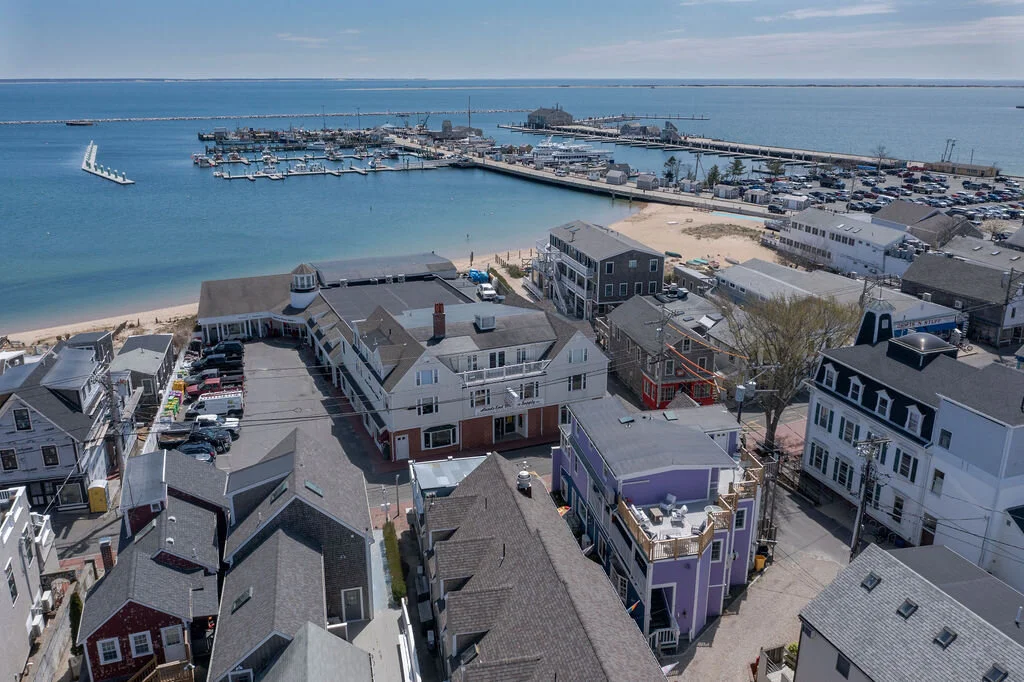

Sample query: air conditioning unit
[921,292,932,302]
[954,300,963,310]
[41,590,53,612]
[30,614,43,638]
[474,314,496,331]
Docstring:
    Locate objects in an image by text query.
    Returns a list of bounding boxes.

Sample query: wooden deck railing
[127,658,158,682]
[618,499,718,560]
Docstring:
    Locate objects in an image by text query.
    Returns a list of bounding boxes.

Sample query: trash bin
[754,554,767,572]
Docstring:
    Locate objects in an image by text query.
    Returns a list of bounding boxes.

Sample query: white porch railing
[460,360,549,386]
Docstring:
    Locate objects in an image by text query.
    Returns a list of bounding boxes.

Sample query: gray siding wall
[230,480,284,527]
[595,251,665,308]
[232,502,370,622]
[0,490,41,682]
[0,399,81,486]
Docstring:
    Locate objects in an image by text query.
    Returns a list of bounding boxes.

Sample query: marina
[211,158,453,181]
[80,141,134,185]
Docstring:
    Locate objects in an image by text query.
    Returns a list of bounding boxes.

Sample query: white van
[185,391,244,420]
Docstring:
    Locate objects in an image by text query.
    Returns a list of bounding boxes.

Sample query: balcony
[729,449,764,499]
[460,360,549,387]
[559,252,596,279]
[617,499,714,560]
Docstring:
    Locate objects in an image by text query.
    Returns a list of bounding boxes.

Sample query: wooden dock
[81,142,134,185]
[212,159,451,181]
[499,124,901,169]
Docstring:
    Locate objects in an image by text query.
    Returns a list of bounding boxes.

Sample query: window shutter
[832,458,839,481]
[854,424,860,441]
[822,453,829,473]
[814,404,821,424]
[879,443,887,465]
[910,458,918,483]
[827,411,834,432]
[839,417,846,438]
[893,449,900,473]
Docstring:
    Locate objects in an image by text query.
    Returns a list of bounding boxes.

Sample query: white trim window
[649,258,659,272]
[129,631,153,658]
[415,369,438,386]
[839,417,859,445]
[5,560,17,603]
[516,348,528,364]
[417,397,439,416]
[422,425,456,450]
[520,381,539,399]
[891,495,905,524]
[734,508,747,531]
[41,445,59,467]
[13,408,31,431]
[710,539,723,562]
[568,374,587,392]
[848,377,863,403]
[893,448,919,483]
[568,348,589,364]
[1,449,18,471]
[822,364,837,389]
[832,458,854,490]
[930,469,945,495]
[876,391,891,418]
[813,403,833,432]
[809,442,829,474]
[98,637,122,665]
[228,671,254,682]
[905,406,922,436]
[470,389,490,409]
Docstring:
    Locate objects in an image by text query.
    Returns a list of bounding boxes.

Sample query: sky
[1,0,1022,80]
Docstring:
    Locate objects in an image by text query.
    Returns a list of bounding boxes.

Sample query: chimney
[432,303,446,340]
[516,471,532,498]
[99,536,115,573]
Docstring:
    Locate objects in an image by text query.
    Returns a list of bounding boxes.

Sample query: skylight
[663,411,678,421]
[231,586,253,613]
[934,627,957,649]
[860,572,882,592]
[304,480,324,497]
[983,664,1009,682]
[618,416,635,425]
[897,599,918,619]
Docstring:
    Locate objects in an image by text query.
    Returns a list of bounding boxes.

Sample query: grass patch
[488,267,512,295]
[383,521,406,603]
[683,222,762,241]
[506,264,524,278]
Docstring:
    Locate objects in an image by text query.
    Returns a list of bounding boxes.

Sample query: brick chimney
[432,303,446,340]
[99,536,115,573]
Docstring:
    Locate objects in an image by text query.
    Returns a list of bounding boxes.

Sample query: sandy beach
[5,203,772,348]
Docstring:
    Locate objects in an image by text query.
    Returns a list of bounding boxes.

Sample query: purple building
[552,397,764,654]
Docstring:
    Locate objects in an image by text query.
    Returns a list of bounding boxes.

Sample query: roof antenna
[1017,606,1022,627]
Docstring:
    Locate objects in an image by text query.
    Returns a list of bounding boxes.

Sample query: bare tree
[871,144,888,173]
[720,294,861,450]
[765,159,786,177]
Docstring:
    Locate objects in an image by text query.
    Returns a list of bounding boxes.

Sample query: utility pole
[105,369,124,472]
[850,436,889,561]
[395,473,401,519]
[644,303,689,408]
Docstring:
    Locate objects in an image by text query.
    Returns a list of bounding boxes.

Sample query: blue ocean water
[1,79,1021,331]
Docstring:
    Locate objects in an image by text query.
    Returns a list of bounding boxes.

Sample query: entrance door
[394,434,410,461]
[161,625,186,661]
[342,588,364,622]
[920,514,937,546]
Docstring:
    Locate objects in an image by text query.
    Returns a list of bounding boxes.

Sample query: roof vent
[933,627,957,649]
[860,572,882,592]
[516,471,532,498]
[166,538,174,545]
[305,480,324,497]
[618,416,635,425]
[231,586,253,613]
[168,516,177,523]
[896,599,918,619]
[474,314,496,331]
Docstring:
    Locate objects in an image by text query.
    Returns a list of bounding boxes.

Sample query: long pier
[1,108,531,126]
[81,142,134,185]
[499,124,902,168]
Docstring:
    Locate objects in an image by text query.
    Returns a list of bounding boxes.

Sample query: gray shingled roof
[119,334,173,355]
[198,273,293,319]
[79,502,219,643]
[164,449,229,510]
[938,235,1024,271]
[208,529,326,682]
[426,456,664,682]
[793,208,907,246]
[225,427,370,559]
[550,220,661,261]
[109,348,165,375]
[161,495,221,572]
[873,200,938,227]
[822,341,1024,426]
[606,294,719,356]
[122,450,166,509]
[801,544,1024,682]
[902,253,1011,305]
[310,252,457,285]
[569,396,736,477]
[261,621,372,682]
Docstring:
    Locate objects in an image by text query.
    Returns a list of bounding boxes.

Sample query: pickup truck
[478,283,497,301]
[186,375,244,400]
[183,368,243,387]
[194,414,241,439]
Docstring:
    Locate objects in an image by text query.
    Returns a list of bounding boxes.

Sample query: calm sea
[1,79,1021,332]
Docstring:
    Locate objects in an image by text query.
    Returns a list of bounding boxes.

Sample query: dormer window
[823,364,837,390]
[848,377,863,403]
[906,406,922,436]
[875,391,891,418]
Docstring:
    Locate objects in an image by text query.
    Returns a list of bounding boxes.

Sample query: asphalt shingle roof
[108,348,165,375]
[426,456,664,682]
[873,200,938,227]
[164,449,229,510]
[122,450,165,508]
[550,220,661,261]
[261,621,372,682]
[198,273,294,319]
[225,427,370,559]
[792,208,907,246]
[902,253,1012,305]
[569,396,736,477]
[119,334,173,355]
[801,545,1024,682]
[208,529,326,682]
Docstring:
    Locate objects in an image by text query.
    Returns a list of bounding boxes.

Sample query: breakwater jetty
[81,142,134,185]
[499,124,902,169]
[1,108,530,126]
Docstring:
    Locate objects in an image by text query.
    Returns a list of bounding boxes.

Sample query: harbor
[80,141,134,185]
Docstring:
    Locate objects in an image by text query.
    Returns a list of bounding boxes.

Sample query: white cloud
[680,0,755,5]
[275,33,328,48]
[339,28,362,35]
[755,3,896,21]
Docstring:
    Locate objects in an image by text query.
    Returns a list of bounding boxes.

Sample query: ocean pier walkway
[81,142,134,185]
[1,107,530,126]
[499,123,902,168]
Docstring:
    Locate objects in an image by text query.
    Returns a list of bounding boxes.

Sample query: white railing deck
[460,360,549,386]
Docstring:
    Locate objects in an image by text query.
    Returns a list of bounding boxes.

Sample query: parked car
[768,204,787,215]
[176,442,215,462]
[191,427,232,453]
[184,390,244,420]
[186,375,244,400]
[208,340,245,357]
[194,414,241,439]
[190,354,243,373]
[477,283,497,301]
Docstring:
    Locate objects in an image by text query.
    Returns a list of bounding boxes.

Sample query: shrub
[69,591,84,656]
[487,267,512,294]
[507,264,524,279]
[383,521,406,603]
